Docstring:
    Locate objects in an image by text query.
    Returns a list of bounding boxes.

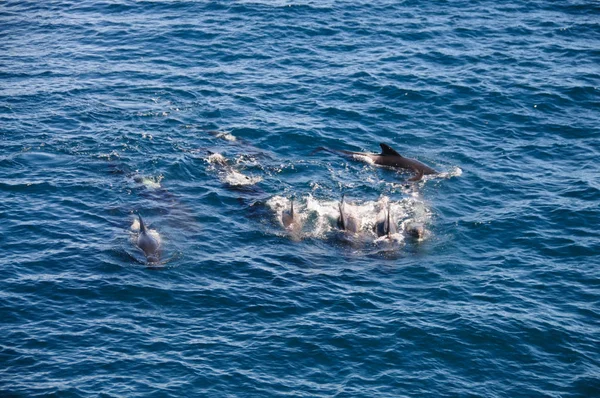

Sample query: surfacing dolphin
[281,197,303,239]
[316,143,436,181]
[337,195,361,233]
[374,204,397,238]
[282,198,298,228]
[136,214,160,263]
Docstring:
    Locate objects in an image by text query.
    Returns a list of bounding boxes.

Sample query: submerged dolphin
[405,221,425,240]
[136,214,160,263]
[317,143,436,181]
[337,195,361,233]
[374,204,397,238]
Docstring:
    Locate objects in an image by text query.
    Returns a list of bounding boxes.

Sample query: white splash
[207,153,228,165]
[223,170,262,186]
[213,131,237,142]
[267,194,431,241]
[437,166,463,179]
[133,175,163,190]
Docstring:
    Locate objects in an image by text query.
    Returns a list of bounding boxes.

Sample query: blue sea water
[1,0,599,396]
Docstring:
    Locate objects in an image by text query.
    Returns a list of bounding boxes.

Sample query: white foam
[223,170,262,186]
[267,194,430,240]
[207,153,227,165]
[142,177,162,190]
[437,166,463,179]
[214,131,237,142]
[133,175,163,190]
[374,233,405,244]
[450,166,463,177]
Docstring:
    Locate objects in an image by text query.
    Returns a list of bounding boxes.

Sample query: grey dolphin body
[337,195,361,233]
[137,215,160,262]
[374,204,397,238]
[319,143,436,181]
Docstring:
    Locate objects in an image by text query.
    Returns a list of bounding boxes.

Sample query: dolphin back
[136,214,160,261]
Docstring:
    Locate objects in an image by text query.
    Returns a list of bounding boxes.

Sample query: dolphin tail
[310,147,328,155]
[138,214,147,233]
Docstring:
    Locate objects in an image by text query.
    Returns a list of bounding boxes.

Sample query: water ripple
[1,0,599,397]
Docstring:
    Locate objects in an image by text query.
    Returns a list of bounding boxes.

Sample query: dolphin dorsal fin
[380,143,402,157]
[290,199,294,218]
[138,214,147,233]
[338,195,346,230]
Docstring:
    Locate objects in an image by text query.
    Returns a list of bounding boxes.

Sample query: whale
[136,214,160,263]
[337,195,361,233]
[374,204,397,238]
[316,143,436,181]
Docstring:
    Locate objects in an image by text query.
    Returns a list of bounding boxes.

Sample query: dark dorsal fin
[138,214,147,234]
[338,194,346,230]
[379,143,402,157]
[290,198,294,218]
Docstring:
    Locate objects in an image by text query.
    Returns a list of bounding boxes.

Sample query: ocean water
[1,0,599,396]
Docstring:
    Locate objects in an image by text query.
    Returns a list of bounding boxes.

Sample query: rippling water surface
[1,1,599,396]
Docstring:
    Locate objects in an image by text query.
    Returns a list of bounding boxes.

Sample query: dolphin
[374,204,397,238]
[281,198,303,238]
[136,214,160,263]
[282,198,298,228]
[317,143,436,181]
[405,221,425,240]
[337,195,361,233]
